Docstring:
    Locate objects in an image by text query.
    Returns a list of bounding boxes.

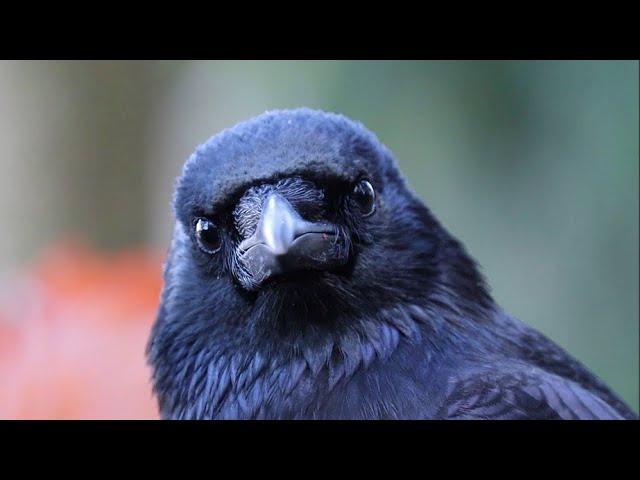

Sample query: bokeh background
[0,60,637,418]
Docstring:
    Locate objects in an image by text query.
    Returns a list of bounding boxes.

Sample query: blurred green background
[0,60,637,412]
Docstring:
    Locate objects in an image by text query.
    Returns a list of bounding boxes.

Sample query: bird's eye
[195,218,221,254]
[351,180,376,217]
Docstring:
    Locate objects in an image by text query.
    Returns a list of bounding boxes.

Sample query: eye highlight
[351,180,376,217]
[195,218,222,254]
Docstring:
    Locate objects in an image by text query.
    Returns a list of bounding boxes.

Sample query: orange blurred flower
[0,241,164,419]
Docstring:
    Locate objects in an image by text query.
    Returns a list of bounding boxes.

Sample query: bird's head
[163,108,491,350]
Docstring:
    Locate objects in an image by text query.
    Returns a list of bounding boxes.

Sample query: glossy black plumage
[147,108,637,420]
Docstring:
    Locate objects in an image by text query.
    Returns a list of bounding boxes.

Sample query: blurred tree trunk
[0,61,175,273]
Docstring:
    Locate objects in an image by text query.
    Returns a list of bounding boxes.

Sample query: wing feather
[439,367,624,420]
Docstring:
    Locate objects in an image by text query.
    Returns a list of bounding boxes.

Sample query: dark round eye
[195,218,221,253]
[352,180,376,216]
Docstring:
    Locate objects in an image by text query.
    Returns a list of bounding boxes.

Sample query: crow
[147,108,637,420]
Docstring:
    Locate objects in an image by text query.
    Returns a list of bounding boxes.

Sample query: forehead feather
[174,108,400,221]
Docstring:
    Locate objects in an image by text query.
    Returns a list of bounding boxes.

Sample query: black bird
[147,108,637,420]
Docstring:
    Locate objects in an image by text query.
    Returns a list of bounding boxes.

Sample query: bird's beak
[238,193,344,288]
